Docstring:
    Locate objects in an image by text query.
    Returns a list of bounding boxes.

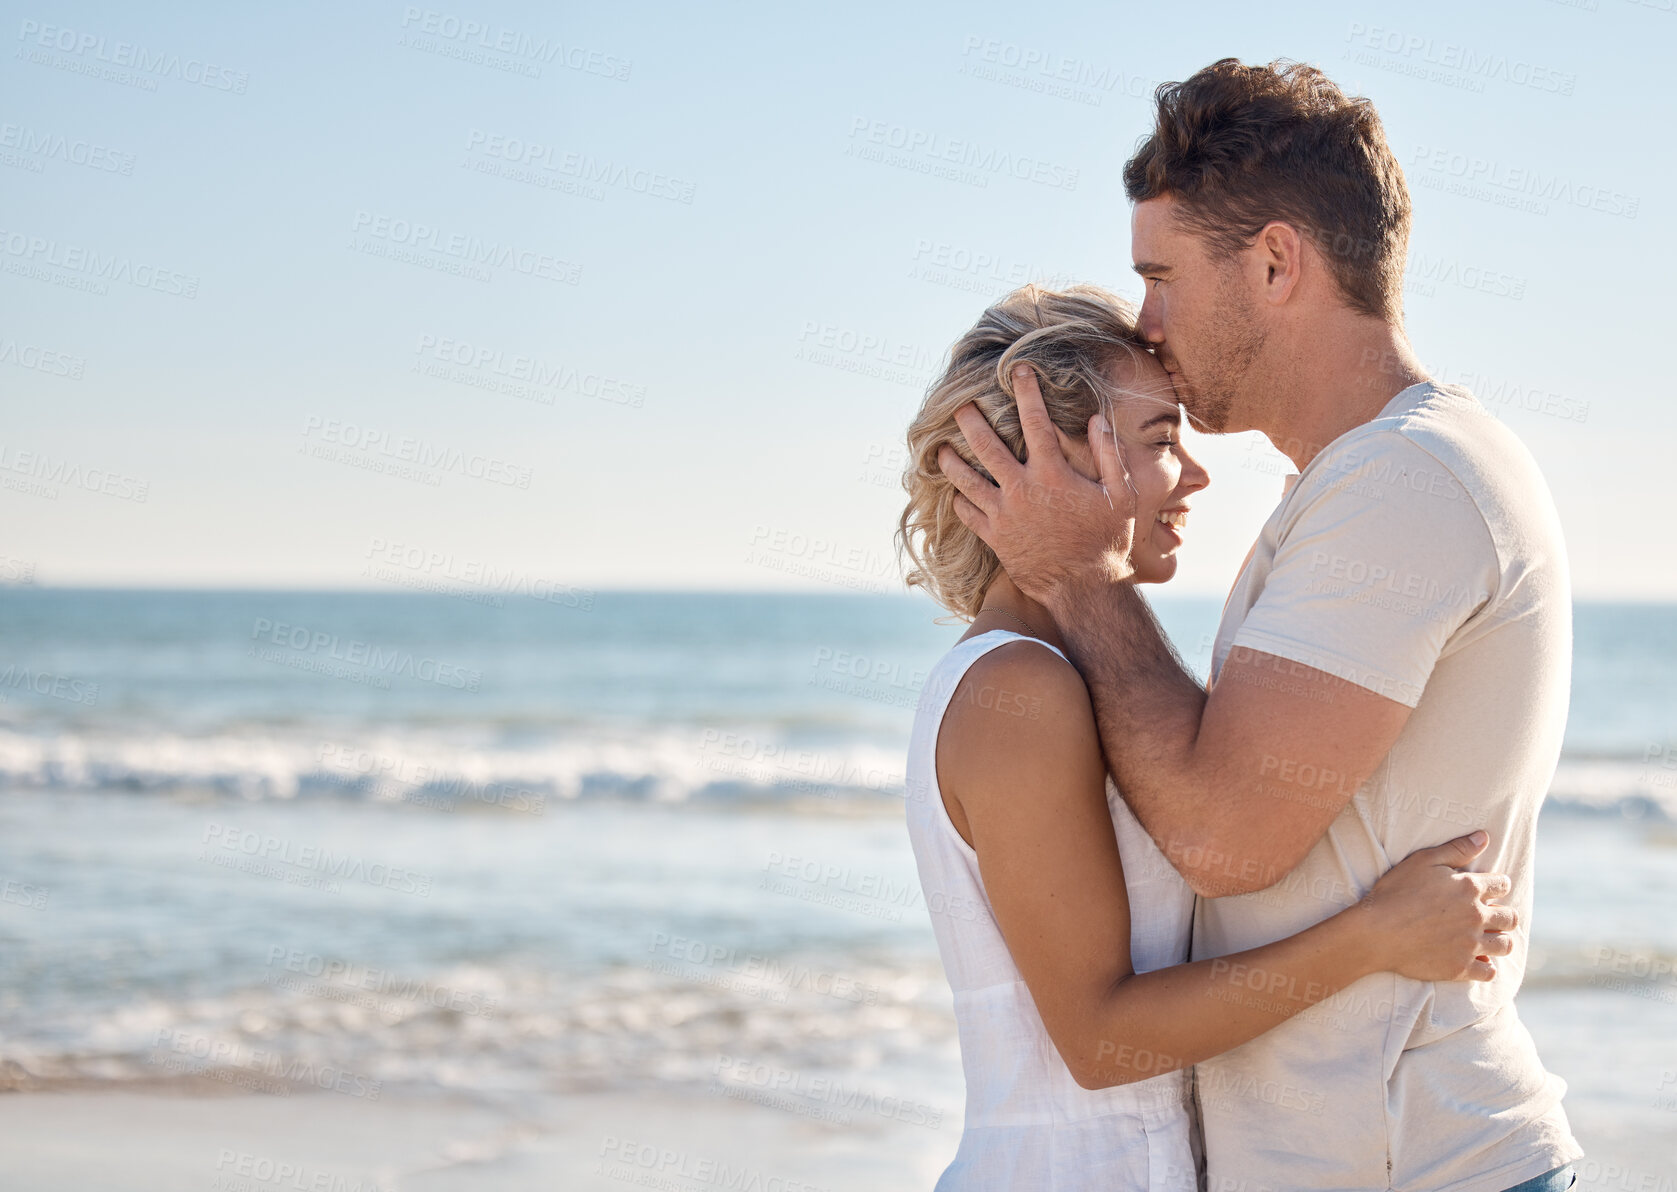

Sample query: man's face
[1131,195,1265,434]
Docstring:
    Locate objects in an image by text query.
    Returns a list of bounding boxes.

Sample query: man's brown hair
[1123,58,1410,322]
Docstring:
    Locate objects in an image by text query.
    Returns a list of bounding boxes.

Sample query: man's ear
[1256,221,1304,305]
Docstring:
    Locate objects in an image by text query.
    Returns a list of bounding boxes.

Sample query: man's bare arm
[940,640,1509,1091]
[1047,579,1411,896]
[938,364,1412,895]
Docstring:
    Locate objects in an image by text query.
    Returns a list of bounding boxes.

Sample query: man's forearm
[1049,579,1395,896]
[1048,580,1216,861]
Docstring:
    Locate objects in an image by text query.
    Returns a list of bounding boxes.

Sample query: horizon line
[1,584,1673,606]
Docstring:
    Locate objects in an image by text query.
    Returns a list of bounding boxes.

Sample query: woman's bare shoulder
[938,639,1101,788]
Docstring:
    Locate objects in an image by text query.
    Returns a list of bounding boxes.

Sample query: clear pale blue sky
[3,0,1671,597]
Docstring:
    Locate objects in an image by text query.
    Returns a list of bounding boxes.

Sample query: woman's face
[1064,351,1211,585]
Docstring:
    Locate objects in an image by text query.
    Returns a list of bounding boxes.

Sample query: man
[937,59,1582,1192]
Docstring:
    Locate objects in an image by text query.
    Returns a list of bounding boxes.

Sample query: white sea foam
[0,726,913,806]
[1,956,957,1099]
[0,728,1668,818]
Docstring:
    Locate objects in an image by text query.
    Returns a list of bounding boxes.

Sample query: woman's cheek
[1136,455,1176,510]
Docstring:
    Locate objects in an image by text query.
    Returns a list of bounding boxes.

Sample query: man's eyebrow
[1132,261,1172,276]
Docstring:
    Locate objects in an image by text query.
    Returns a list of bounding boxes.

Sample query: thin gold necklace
[979,606,1040,638]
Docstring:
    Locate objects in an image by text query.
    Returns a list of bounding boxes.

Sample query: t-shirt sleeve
[1228,431,1500,708]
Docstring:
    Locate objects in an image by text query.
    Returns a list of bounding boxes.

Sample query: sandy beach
[2,1034,1673,1192]
[0,1087,957,1191]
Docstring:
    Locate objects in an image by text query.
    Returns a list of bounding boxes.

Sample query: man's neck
[1260,317,1429,472]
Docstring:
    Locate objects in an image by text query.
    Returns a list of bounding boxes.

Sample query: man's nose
[1137,292,1165,344]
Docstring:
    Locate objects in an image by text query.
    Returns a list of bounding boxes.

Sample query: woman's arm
[937,641,1514,1091]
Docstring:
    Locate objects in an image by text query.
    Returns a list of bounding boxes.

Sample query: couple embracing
[896,59,1581,1192]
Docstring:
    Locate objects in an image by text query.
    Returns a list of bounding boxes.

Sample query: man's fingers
[1464,958,1498,982]
[1053,425,1080,461]
[1088,413,1134,509]
[937,444,1001,518]
[950,491,992,542]
[1009,363,1063,467]
[952,403,1023,487]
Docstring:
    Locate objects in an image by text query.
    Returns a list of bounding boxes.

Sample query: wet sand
[0,1087,957,1191]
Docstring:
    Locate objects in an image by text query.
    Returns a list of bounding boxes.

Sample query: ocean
[1,589,1673,1187]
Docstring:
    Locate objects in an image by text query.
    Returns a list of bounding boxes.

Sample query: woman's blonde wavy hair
[897,283,1153,620]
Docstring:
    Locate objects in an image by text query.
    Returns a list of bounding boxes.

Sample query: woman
[896,285,1516,1191]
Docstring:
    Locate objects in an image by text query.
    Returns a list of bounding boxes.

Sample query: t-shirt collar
[1377,379,1443,422]
[1278,380,1441,496]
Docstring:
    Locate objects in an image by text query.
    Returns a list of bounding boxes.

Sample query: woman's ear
[1055,427,1100,483]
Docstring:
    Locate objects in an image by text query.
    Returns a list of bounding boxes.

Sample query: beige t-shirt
[1194,381,1584,1192]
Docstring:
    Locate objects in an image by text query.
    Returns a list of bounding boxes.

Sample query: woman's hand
[1357,830,1516,983]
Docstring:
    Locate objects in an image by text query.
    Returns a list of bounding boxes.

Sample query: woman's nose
[1179,449,1210,492]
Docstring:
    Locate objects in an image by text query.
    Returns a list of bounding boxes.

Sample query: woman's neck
[972,573,1069,654]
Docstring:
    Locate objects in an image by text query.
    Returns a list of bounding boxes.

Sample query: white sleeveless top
[905,630,1199,1192]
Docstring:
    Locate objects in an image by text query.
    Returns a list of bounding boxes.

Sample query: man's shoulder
[1302,382,1552,527]
[1294,416,1481,515]
[1280,382,1568,620]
